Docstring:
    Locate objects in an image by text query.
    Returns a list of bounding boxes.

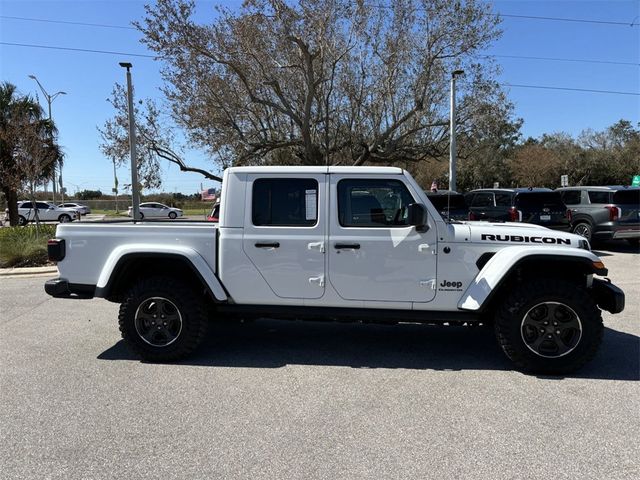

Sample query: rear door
[516,192,569,229]
[469,192,498,220]
[613,189,640,228]
[242,174,326,299]
[328,175,437,303]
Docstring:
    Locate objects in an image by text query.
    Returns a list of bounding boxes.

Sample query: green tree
[134,0,503,171]
[0,82,62,226]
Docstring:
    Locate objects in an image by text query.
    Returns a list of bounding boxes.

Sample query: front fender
[457,246,605,311]
[96,244,227,301]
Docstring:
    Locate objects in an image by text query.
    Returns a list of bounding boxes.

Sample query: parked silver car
[58,202,91,215]
[127,202,183,219]
[7,201,80,226]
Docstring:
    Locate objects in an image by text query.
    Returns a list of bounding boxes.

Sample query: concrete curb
[0,266,58,277]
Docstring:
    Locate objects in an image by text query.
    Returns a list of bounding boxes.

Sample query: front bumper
[591,278,625,314]
[44,278,95,299]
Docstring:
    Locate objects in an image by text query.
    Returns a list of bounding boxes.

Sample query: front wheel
[168,211,177,219]
[494,279,603,374]
[18,215,28,226]
[118,276,208,361]
[58,214,72,223]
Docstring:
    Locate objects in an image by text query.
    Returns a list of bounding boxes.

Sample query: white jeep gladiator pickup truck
[45,167,625,373]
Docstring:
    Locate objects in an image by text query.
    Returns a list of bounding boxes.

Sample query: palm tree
[0,82,61,226]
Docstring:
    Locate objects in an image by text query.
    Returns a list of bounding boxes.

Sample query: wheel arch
[95,249,227,303]
[458,247,606,313]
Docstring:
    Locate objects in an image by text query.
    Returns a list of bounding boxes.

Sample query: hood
[466,222,587,249]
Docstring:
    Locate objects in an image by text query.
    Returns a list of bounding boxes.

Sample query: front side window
[252,178,318,226]
[36,202,50,209]
[338,179,416,227]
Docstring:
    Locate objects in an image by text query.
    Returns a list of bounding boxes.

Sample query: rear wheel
[572,221,593,243]
[18,215,28,226]
[494,279,602,374]
[118,276,208,361]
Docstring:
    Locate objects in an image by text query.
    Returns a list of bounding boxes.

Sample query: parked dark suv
[557,186,640,245]
[465,188,571,231]
[425,190,469,221]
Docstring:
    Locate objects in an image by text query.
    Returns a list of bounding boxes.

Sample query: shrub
[0,225,57,268]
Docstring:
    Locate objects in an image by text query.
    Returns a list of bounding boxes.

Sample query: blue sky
[1,0,639,195]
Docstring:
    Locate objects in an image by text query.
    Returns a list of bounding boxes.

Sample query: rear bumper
[591,278,625,314]
[44,278,95,299]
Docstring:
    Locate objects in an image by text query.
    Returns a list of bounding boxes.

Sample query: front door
[242,174,326,299]
[328,176,437,303]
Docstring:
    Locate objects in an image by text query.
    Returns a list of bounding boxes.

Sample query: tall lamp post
[449,69,464,192]
[119,62,140,221]
[28,75,66,203]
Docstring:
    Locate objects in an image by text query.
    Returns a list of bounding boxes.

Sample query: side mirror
[407,203,429,232]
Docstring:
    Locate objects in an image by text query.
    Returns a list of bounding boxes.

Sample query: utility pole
[113,158,119,214]
[449,70,464,192]
[28,75,66,203]
[119,62,140,221]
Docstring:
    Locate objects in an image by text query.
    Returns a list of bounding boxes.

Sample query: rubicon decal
[439,280,464,292]
[481,234,571,245]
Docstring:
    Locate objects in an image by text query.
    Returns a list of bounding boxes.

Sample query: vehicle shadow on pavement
[593,240,640,256]
[98,320,639,381]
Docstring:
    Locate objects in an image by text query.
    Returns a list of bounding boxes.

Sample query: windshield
[428,194,467,210]
[515,192,564,208]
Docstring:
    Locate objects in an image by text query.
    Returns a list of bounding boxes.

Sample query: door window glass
[588,191,610,204]
[252,178,318,226]
[338,179,416,227]
[560,191,582,205]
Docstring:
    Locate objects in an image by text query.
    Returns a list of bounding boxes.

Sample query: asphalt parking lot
[1,242,638,480]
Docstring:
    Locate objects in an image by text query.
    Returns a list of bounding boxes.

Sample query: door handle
[255,242,280,248]
[334,243,360,249]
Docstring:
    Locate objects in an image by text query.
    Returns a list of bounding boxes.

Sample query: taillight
[469,212,477,220]
[566,209,572,222]
[605,205,620,221]
[508,207,518,222]
[47,238,65,262]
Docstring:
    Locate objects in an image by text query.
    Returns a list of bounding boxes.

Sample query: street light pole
[119,62,140,221]
[28,75,66,203]
[449,70,464,192]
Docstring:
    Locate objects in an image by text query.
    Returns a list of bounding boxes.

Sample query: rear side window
[560,191,582,205]
[588,191,610,204]
[36,202,50,209]
[515,192,564,208]
[471,192,494,207]
[338,179,415,227]
[252,178,318,226]
[612,190,640,205]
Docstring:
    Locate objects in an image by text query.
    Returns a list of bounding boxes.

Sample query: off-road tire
[494,279,603,374]
[572,221,593,243]
[118,276,208,362]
